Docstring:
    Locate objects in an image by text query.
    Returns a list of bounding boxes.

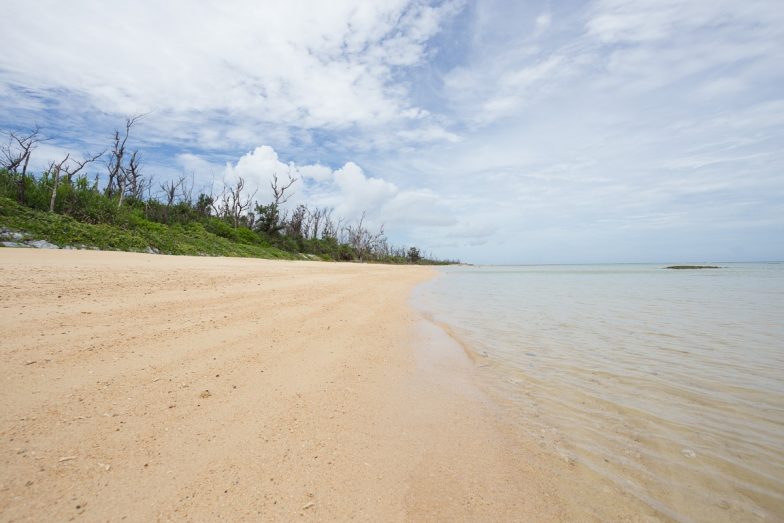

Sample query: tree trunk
[117,177,125,208]
[49,166,61,212]
[48,155,70,212]
[17,152,30,204]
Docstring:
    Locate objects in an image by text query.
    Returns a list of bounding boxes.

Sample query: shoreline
[415,264,784,523]
[1,249,654,521]
[412,280,666,522]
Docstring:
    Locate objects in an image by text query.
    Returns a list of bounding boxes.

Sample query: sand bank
[0,249,655,521]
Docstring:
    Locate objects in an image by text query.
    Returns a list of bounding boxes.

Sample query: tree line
[0,118,453,264]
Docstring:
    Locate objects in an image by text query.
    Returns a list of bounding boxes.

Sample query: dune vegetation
[0,122,454,264]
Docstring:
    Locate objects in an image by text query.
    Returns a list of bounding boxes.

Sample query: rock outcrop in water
[665,265,720,269]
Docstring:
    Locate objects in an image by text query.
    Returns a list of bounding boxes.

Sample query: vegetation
[0,196,296,258]
[0,121,456,264]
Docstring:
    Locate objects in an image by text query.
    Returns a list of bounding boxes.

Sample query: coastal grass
[0,196,296,259]
[0,165,456,264]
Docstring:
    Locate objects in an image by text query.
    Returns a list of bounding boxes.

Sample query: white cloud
[329,162,398,216]
[585,0,685,43]
[3,0,782,263]
[298,164,334,183]
[1,1,463,150]
[397,125,460,143]
[221,146,296,204]
[585,0,784,45]
[216,145,457,238]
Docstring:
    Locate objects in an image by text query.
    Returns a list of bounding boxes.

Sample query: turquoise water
[414,263,784,522]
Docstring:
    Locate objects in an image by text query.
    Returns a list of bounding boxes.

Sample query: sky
[1,0,783,264]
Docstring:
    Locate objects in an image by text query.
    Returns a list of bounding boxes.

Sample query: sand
[0,249,658,521]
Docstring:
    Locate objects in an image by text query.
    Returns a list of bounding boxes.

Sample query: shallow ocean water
[414,263,784,522]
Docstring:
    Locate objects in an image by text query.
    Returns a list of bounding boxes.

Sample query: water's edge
[411,264,784,523]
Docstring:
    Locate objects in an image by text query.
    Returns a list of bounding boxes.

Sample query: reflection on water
[414,263,784,523]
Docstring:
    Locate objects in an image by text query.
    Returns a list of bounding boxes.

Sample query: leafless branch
[270,172,297,206]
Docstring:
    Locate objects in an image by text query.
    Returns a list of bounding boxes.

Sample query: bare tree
[64,151,104,183]
[141,174,155,218]
[224,177,256,228]
[214,187,230,219]
[370,222,387,258]
[1,126,43,204]
[254,173,298,235]
[160,176,184,223]
[142,174,155,201]
[287,204,308,237]
[344,212,387,261]
[302,206,314,239]
[321,208,337,240]
[46,154,69,212]
[106,114,142,201]
[308,207,324,240]
[180,171,196,205]
[271,173,297,206]
[161,177,182,206]
[341,212,389,261]
[48,151,103,212]
[122,150,142,203]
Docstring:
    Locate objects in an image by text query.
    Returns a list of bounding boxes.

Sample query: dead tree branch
[1,126,43,203]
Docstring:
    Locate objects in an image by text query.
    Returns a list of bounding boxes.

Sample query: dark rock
[665,265,720,270]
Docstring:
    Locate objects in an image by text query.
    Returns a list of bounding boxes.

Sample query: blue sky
[2,0,783,264]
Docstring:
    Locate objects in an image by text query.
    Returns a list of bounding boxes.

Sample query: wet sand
[0,249,656,521]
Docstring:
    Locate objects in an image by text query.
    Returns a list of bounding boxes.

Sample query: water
[414,263,784,522]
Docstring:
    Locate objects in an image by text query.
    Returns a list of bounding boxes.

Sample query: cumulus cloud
[216,145,457,237]
[222,146,295,203]
[328,163,398,217]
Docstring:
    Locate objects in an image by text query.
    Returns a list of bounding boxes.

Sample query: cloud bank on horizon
[2,0,782,263]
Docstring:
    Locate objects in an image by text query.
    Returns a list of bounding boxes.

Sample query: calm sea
[414,263,784,522]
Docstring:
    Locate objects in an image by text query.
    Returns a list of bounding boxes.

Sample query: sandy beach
[0,249,655,521]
